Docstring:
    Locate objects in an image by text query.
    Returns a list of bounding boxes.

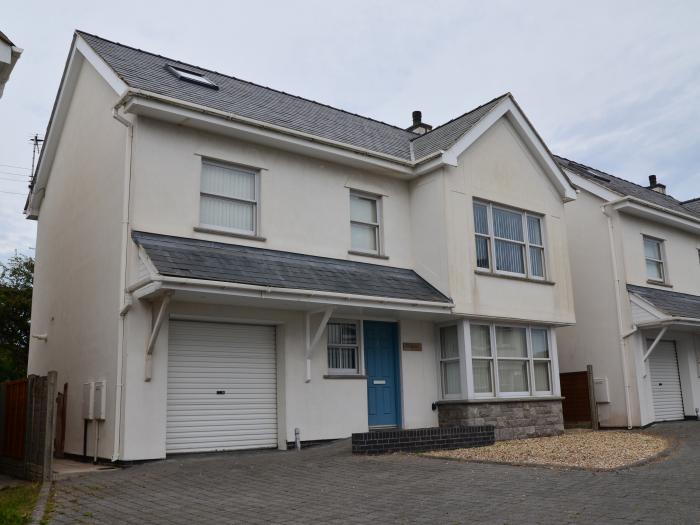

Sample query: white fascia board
[131,275,455,314]
[438,97,578,202]
[564,169,621,202]
[122,94,416,178]
[25,34,128,218]
[610,198,700,234]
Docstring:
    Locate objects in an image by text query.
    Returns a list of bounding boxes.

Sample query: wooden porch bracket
[145,292,172,382]
[642,326,668,362]
[305,307,335,383]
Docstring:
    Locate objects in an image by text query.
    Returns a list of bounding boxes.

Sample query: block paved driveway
[49,422,700,524]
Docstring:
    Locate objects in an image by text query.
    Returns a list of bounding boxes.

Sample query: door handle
[216,390,226,395]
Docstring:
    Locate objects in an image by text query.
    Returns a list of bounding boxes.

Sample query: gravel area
[423,430,670,470]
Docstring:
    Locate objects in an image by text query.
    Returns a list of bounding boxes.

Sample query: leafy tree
[0,254,34,382]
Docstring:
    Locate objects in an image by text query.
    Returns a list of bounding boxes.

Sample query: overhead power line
[0,190,27,196]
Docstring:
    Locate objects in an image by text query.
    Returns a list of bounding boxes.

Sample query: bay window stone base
[437,398,564,441]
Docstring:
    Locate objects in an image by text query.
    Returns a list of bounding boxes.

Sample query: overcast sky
[1,0,699,261]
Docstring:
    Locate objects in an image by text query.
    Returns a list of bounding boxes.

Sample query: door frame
[363,320,402,429]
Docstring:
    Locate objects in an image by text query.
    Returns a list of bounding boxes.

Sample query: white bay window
[441,322,556,399]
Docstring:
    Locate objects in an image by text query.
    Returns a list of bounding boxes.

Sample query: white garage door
[167,321,277,453]
[649,341,684,422]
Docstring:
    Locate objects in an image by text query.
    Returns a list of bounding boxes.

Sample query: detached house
[556,157,700,428]
[26,31,576,461]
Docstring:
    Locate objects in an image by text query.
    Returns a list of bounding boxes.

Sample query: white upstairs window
[643,236,666,283]
[199,160,259,235]
[473,200,546,279]
[350,191,382,255]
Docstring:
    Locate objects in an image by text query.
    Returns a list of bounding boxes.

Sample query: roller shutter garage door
[649,341,684,422]
[167,321,277,453]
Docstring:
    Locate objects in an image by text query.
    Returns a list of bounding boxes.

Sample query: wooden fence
[0,372,57,481]
[559,365,598,429]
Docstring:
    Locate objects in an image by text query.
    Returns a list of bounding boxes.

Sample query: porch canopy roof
[627,284,700,329]
[130,230,454,315]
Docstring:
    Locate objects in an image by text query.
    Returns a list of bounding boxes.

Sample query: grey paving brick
[47,422,700,524]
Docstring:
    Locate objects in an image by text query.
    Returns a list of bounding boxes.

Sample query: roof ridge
[681,197,700,204]
[75,30,420,137]
[555,154,685,205]
[410,92,510,143]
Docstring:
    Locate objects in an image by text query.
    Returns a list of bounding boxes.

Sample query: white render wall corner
[26,58,126,459]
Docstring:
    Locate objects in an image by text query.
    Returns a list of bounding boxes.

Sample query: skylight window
[166,64,218,89]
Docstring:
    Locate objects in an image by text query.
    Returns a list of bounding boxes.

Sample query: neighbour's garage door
[167,320,277,453]
[649,341,684,422]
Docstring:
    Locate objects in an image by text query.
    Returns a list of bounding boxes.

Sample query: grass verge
[0,483,40,525]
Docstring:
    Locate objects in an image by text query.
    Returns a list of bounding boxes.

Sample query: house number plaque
[402,342,422,352]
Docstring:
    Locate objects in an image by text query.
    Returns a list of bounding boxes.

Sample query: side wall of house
[556,190,629,427]
[27,58,125,458]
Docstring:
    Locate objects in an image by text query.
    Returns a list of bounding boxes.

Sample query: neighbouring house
[25,30,577,462]
[0,31,22,98]
[556,157,700,428]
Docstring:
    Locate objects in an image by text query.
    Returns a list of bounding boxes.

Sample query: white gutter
[602,203,633,429]
[111,107,134,461]
[130,274,455,313]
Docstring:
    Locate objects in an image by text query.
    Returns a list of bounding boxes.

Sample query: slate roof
[77,31,506,163]
[132,231,451,304]
[411,95,507,160]
[682,198,700,216]
[627,284,700,320]
[555,156,700,220]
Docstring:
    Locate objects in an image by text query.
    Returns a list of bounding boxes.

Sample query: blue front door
[364,321,400,427]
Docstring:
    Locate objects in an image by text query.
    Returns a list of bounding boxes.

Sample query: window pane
[350,195,377,223]
[327,322,357,345]
[530,247,544,277]
[328,346,357,370]
[470,325,491,357]
[495,240,525,273]
[202,163,255,200]
[498,360,529,392]
[440,326,459,359]
[472,359,493,394]
[531,329,549,358]
[475,237,490,269]
[473,203,489,235]
[493,208,524,241]
[200,195,254,231]
[442,361,461,395]
[496,327,527,358]
[646,260,663,281]
[534,362,551,391]
[644,238,661,259]
[527,216,542,245]
[351,223,378,251]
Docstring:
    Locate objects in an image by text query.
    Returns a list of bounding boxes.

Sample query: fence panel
[2,379,28,460]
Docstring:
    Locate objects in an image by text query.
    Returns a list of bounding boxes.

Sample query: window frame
[326,319,363,376]
[198,159,261,237]
[440,322,555,401]
[643,235,667,284]
[439,325,462,399]
[472,200,547,280]
[349,190,383,256]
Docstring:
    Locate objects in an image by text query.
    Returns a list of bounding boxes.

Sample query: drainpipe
[603,204,633,429]
[112,106,134,461]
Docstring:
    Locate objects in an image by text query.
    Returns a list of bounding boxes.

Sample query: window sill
[475,270,555,286]
[348,250,389,260]
[436,396,563,405]
[194,226,266,242]
[323,374,367,380]
[646,279,672,288]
